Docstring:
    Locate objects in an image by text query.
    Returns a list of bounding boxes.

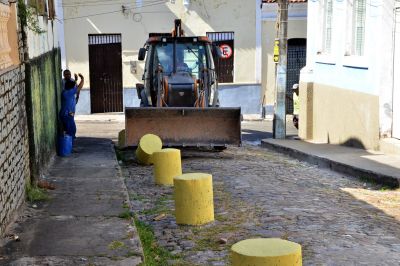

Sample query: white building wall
[261,3,307,116]
[393,2,400,139]
[378,0,396,137]
[62,0,261,115]
[306,0,381,95]
[27,3,60,58]
[56,0,66,69]
[302,0,398,141]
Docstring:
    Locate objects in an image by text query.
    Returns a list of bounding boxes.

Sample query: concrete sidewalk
[262,139,400,188]
[1,138,143,266]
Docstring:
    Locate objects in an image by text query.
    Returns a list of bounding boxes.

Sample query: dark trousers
[293,115,299,129]
[60,114,76,138]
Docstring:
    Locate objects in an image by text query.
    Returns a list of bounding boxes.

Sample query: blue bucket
[58,134,73,157]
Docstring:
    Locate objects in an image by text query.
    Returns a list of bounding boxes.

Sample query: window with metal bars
[88,34,122,45]
[323,0,333,54]
[206,32,234,83]
[352,0,366,56]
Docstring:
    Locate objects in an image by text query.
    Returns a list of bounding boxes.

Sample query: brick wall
[0,65,30,236]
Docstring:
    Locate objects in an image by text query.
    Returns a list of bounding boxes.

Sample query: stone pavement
[262,139,400,188]
[121,145,400,265]
[0,137,143,266]
[2,115,399,265]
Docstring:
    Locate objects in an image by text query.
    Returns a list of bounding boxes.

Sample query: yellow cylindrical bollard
[153,148,182,185]
[118,129,126,148]
[174,173,214,225]
[135,134,162,165]
[231,238,302,266]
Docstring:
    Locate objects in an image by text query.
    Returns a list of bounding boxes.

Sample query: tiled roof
[262,0,307,3]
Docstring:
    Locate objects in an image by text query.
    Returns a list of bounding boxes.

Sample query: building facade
[299,0,399,151]
[62,0,263,117]
[261,0,307,118]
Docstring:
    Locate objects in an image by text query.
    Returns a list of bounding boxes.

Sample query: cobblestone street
[120,144,400,265]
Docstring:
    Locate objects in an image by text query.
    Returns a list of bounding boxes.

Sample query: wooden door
[89,34,123,113]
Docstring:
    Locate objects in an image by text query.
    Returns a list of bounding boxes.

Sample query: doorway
[207,32,235,83]
[286,38,307,114]
[88,34,123,113]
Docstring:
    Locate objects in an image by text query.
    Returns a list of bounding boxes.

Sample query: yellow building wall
[299,82,380,150]
[261,19,307,108]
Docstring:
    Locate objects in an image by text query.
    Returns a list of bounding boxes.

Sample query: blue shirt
[60,86,78,116]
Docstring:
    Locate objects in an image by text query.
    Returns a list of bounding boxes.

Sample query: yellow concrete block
[118,129,126,148]
[174,173,214,225]
[231,238,302,266]
[153,148,182,185]
[135,134,162,165]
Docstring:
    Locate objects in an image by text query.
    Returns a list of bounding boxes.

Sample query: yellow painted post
[153,148,182,185]
[135,134,162,165]
[174,173,214,225]
[231,238,302,266]
[118,129,126,148]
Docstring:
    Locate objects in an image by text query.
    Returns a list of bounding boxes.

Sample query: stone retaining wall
[25,49,62,178]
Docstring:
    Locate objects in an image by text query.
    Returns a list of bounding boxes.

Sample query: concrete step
[379,138,400,156]
[261,139,400,188]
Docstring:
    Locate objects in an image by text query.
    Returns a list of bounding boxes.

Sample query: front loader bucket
[125,107,241,147]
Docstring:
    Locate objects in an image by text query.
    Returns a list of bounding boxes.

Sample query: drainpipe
[392,3,400,137]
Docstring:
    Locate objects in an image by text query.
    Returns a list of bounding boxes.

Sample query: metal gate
[207,32,234,83]
[286,38,307,114]
[89,34,123,113]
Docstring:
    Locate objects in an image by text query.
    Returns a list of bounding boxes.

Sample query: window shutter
[27,0,37,10]
[324,0,333,53]
[28,0,47,15]
[354,0,366,56]
[48,0,55,19]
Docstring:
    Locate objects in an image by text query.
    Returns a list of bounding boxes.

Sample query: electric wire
[62,0,164,7]
[63,1,168,20]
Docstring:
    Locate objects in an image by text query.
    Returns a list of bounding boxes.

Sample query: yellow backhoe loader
[125,19,241,147]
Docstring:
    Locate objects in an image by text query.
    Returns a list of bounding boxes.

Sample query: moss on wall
[25,48,61,178]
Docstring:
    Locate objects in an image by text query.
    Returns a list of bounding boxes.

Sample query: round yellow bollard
[174,173,214,225]
[118,129,126,148]
[231,238,302,266]
[135,134,162,165]
[153,148,182,185]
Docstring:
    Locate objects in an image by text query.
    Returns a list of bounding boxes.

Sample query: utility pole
[273,0,288,139]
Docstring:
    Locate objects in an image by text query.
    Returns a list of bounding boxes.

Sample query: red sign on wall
[219,44,233,59]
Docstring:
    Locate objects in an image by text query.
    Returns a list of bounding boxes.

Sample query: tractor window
[176,43,208,79]
[154,43,174,74]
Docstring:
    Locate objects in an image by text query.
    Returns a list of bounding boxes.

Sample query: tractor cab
[137,20,219,108]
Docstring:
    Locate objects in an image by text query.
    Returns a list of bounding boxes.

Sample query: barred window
[206,32,234,83]
[353,0,366,56]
